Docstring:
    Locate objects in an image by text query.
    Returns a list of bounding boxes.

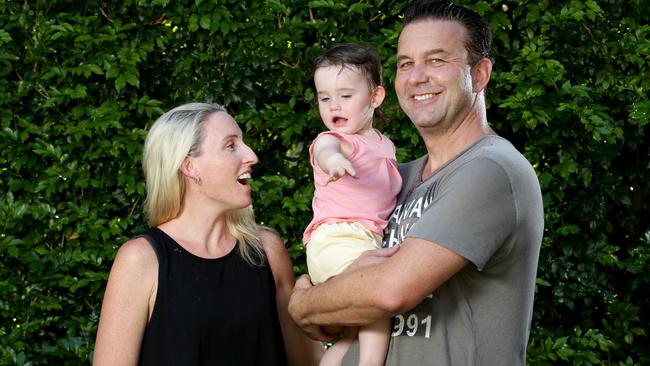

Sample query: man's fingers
[294,274,313,289]
[289,276,338,341]
[346,245,400,272]
[305,326,338,342]
[373,244,400,257]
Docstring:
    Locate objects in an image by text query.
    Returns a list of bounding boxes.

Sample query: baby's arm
[312,134,356,183]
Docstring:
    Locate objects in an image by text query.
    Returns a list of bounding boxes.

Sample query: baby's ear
[371,85,386,108]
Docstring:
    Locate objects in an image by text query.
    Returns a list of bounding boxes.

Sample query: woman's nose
[244,144,258,165]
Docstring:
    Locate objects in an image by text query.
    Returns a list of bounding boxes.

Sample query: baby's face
[314,65,377,136]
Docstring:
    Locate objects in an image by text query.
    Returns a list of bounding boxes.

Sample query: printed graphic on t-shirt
[383,181,437,339]
[383,182,436,248]
[391,293,436,338]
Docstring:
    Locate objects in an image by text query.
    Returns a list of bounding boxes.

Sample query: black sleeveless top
[138,228,288,365]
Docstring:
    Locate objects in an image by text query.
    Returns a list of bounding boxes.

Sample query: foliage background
[0,0,648,364]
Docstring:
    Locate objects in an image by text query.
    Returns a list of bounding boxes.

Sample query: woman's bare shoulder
[112,236,158,272]
[259,227,285,251]
[258,227,294,284]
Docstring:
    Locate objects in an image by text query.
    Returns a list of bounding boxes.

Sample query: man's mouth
[237,173,251,185]
[414,93,435,101]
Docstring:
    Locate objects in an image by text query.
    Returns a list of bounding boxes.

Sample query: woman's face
[189,111,258,211]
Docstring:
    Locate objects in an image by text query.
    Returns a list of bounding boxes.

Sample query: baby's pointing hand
[325,155,357,185]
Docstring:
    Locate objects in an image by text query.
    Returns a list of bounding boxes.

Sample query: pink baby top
[303,130,402,244]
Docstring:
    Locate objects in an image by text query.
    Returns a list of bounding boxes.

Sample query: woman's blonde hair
[142,102,265,265]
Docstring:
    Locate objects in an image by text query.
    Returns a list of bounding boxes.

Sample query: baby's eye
[341,94,352,99]
[319,97,330,102]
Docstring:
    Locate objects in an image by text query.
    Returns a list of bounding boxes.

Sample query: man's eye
[398,61,413,70]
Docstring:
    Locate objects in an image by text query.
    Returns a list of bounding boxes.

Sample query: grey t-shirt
[343,135,544,365]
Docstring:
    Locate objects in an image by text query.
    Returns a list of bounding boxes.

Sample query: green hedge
[1,0,648,364]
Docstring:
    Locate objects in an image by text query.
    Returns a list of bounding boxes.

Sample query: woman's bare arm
[260,228,324,366]
[93,237,158,366]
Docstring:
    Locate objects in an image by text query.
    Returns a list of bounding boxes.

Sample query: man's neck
[420,109,493,180]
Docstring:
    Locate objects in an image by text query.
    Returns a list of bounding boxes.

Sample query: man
[288,0,544,365]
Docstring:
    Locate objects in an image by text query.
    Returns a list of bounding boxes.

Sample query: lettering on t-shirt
[391,293,436,338]
[383,182,436,248]
[383,181,438,339]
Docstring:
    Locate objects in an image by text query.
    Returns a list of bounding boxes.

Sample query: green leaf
[188,14,199,32]
[115,74,127,91]
[0,29,12,44]
[199,15,211,30]
[348,3,372,13]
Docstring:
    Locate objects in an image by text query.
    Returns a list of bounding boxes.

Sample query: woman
[94,102,323,365]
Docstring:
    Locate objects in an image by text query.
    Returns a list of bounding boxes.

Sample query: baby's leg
[357,318,391,366]
[319,327,359,366]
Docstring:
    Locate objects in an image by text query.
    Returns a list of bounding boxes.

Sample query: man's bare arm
[288,237,468,339]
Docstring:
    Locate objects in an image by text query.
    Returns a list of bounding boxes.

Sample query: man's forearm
[290,238,468,333]
[289,265,397,329]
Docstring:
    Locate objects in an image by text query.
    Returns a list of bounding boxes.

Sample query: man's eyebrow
[396,54,411,63]
[425,48,449,56]
[397,48,449,62]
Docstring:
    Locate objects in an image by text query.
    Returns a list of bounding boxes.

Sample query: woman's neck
[159,205,236,259]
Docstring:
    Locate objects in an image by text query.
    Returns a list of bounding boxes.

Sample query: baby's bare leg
[357,318,391,366]
[319,327,359,366]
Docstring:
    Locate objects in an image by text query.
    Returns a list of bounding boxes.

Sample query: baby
[303,44,402,366]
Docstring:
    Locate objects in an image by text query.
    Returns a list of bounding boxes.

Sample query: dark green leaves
[0,0,648,364]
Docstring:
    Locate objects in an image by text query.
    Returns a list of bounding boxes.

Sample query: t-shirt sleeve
[406,157,517,270]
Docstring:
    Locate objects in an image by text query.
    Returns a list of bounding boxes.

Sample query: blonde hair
[142,102,265,265]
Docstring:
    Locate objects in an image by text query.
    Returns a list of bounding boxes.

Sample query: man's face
[395,19,475,134]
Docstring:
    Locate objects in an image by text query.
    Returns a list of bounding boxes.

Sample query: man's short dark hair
[403,0,492,65]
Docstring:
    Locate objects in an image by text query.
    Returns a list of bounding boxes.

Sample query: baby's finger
[324,174,339,186]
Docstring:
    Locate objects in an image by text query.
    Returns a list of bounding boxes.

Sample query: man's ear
[370,85,386,108]
[471,58,492,93]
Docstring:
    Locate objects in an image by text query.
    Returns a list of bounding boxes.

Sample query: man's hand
[346,244,400,272]
[289,274,339,342]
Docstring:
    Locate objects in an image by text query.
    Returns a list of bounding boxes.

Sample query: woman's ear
[370,85,386,108]
[180,156,197,180]
[471,58,493,93]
